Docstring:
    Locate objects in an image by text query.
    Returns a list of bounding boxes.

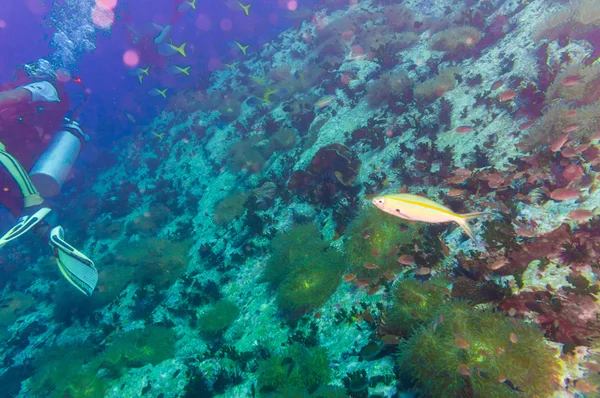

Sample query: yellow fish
[372,193,485,239]
[238,1,251,16]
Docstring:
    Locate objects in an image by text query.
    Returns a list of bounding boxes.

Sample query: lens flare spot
[92,6,114,29]
[123,50,140,67]
[0,20,6,29]
[95,0,117,10]
[220,18,232,31]
[208,57,221,71]
[196,14,212,31]
[287,1,298,10]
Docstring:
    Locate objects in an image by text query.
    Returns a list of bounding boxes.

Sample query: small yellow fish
[372,193,485,239]
[250,76,265,84]
[238,0,251,16]
[224,61,238,69]
[234,41,249,55]
[152,132,164,140]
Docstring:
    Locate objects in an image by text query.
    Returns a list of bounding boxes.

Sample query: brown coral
[545,64,600,105]
[428,26,483,53]
[214,191,250,226]
[533,0,600,41]
[414,68,461,101]
[366,71,413,108]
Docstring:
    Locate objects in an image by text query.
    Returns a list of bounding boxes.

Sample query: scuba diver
[0,69,98,296]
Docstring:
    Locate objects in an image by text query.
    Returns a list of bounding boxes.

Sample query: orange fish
[518,120,535,130]
[417,267,431,275]
[455,126,473,133]
[498,90,517,101]
[455,336,470,349]
[550,134,569,152]
[447,188,467,198]
[364,262,378,269]
[568,209,594,220]
[457,364,471,376]
[550,188,580,201]
[562,124,579,133]
[446,175,469,184]
[491,80,503,90]
[397,254,415,265]
[439,237,450,257]
[560,75,581,86]
[343,273,357,282]
[509,332,518,343]
[453,169,472,177]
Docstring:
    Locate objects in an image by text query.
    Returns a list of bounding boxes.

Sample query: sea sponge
[0,291,34,327]
[214,191,250,226]
[345,206,423,280]
[257,343,331,394]
[261,223,328,289]
[198,300,240,337]
[366,71,413,108]
[533,0,600,41]
[429,26,483,53]
[229,137,266,172]
[276,247,345,312]
[398,301,562,397]
[217,98,242,123]
[545,64,600,105]
[528,102,600,148]
[90,264,135,309]
[414,67,461,102]
[269,127,298,151]
[262,223,345,312]
[127,203,170,235]
[28,343,108,398]
[100,326,177,376]
[384,277,449,336]
[115,238,191,288]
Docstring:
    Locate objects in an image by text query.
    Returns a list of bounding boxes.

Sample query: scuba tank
[29,119,89,197]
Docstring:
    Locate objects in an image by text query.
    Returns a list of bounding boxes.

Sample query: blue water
[0,0,599,396]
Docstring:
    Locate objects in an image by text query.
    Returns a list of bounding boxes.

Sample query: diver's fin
[0,207,52,247]
[50,226,98,296]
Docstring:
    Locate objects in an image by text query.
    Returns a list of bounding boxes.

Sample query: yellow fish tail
[174,42,187,57]
[455,212,485,240]
[455,219,475,240]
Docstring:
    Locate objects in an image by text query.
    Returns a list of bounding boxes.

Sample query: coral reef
[198,300,240,337]
[262,223,345,313]
[256,343,331,395]
[398,301,563,397]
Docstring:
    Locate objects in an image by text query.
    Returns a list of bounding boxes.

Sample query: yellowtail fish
[148,88,168,98]
[372,193,485,239]
[128,66,150,76]
[165,65,191,76]
[234,41,250,55]
[177,0,196,12]
[238,0,251,16]
[315,94,336,108]
[152,132,164,140]
[157,39,187,57]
